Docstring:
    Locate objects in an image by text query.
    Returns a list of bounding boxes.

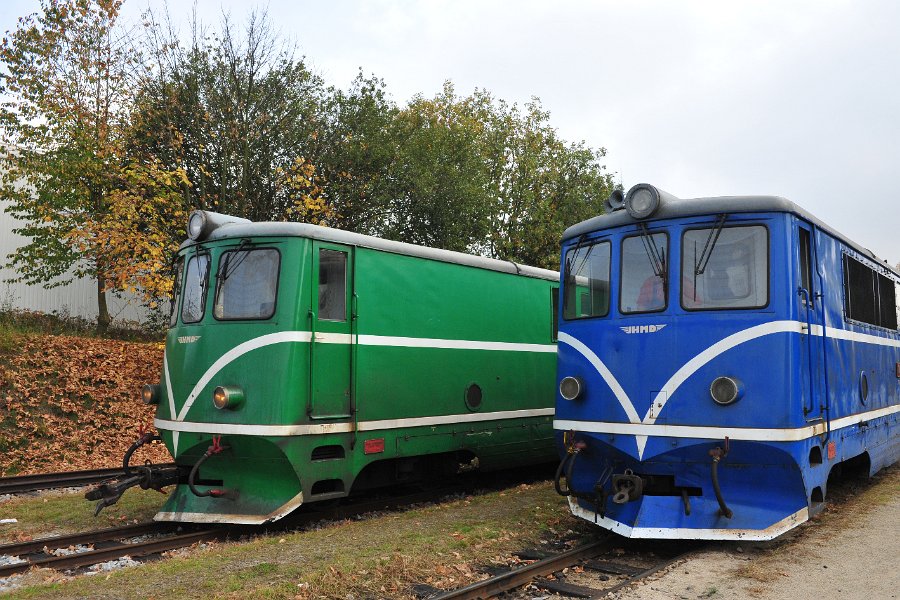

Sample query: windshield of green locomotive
[213,248,281,320]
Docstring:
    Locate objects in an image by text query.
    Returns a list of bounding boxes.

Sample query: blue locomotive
[554,183,899,540]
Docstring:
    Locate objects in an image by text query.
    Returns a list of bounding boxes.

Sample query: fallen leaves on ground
[0,332,169,475]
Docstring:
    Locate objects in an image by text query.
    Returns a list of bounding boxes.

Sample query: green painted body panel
[155,229,558,523]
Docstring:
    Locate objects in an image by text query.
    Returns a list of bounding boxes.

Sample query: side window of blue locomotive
[681,225,768,310]
[563,241,611,320]
[214,248,281,320]
[181,253,210,324]
[169,257,184,327]
[620,232,668,313]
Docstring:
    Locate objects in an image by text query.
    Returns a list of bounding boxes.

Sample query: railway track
[0,480,497,578]
[428,536,703,599]
[0,465,177,495]
[0,522,222,578]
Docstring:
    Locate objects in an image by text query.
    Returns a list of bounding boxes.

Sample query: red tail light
[364,438,385,454]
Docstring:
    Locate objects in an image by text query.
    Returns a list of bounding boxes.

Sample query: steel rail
[0,522,170,557]
[431,539,613,600]
[0,464,177,495]
[0,528,220,577]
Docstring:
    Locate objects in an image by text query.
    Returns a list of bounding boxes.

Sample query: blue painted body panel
[555,208,900,539]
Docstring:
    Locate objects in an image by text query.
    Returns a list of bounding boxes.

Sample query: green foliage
[1,2,615,331]
[136,9,325,222]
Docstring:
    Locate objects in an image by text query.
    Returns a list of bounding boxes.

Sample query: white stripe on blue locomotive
[554,321,900,458]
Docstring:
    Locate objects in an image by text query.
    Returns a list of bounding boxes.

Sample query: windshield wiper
[638,223,666,285]
[563,235,595,313]
[694,214,728,276]
[691,213,728,303]
[217,239,253,283]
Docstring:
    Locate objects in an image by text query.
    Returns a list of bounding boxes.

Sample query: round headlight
[625,184,661,219]
[187,211,207,240]
[559,376,584,401]
[213,385,244,410]
[710,376,743,405]
[141,384,160,405]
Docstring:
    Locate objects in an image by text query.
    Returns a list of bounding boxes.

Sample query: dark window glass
[682,226,768,310]
[318,249,347,321]
[551,287,559,341]
[181,253,210,324]
[563,241,611,320]
[878,273,897,330]
[799,228,813,304]
[214,248,280,320]
[620,232,667,313]
[843,255,878,326]
[169,258,184,327]
[896,281,900,330]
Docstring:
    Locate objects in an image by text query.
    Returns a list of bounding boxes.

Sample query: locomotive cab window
[169,257,185,327]
[214,248,280,320]
[181,253,210,324]
[620,232,668,313]
[563,240,610,320]
[318,249,347,321]
[798,227,813,305]
[681,225,768,310]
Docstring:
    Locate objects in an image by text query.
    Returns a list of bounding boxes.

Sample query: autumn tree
[136,9,326,223]
[0,0,187,329]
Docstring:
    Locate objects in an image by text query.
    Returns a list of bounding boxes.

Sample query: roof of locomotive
[179,221,560,282]
[563,194,900,277]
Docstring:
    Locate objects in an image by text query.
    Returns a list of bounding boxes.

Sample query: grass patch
[0,309,161,342]
[5,482,595,599]
[0,488,166,543]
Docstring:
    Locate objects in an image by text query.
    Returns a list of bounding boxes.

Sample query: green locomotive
[93,211,559,524]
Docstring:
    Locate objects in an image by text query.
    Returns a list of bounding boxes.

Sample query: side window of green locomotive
[181,253,210,324]
[169,258,184,327]
[214,248,281,320]
[318,249,347,321]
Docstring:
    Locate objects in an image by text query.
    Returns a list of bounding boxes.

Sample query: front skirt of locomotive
[561,433,812,540]
[154,429,311,525]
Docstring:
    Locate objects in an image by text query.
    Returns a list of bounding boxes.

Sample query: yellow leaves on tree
[277,156,331,225]
[87,160,192,307]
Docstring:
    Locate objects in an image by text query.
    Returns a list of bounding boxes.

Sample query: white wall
[0,199,154,324]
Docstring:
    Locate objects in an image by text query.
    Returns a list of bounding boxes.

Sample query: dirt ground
[607,464,899,600]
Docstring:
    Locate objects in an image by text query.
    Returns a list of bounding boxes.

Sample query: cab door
[309,242,354,419]
[796,222,824,421]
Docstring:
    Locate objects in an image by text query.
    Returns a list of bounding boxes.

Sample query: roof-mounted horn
[604,189,626,213]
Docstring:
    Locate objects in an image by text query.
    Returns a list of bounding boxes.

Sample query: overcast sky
[2,0,898,263]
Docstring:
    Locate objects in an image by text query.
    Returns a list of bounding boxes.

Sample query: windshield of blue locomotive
[562,226,767,318]
[557,217,783,429]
